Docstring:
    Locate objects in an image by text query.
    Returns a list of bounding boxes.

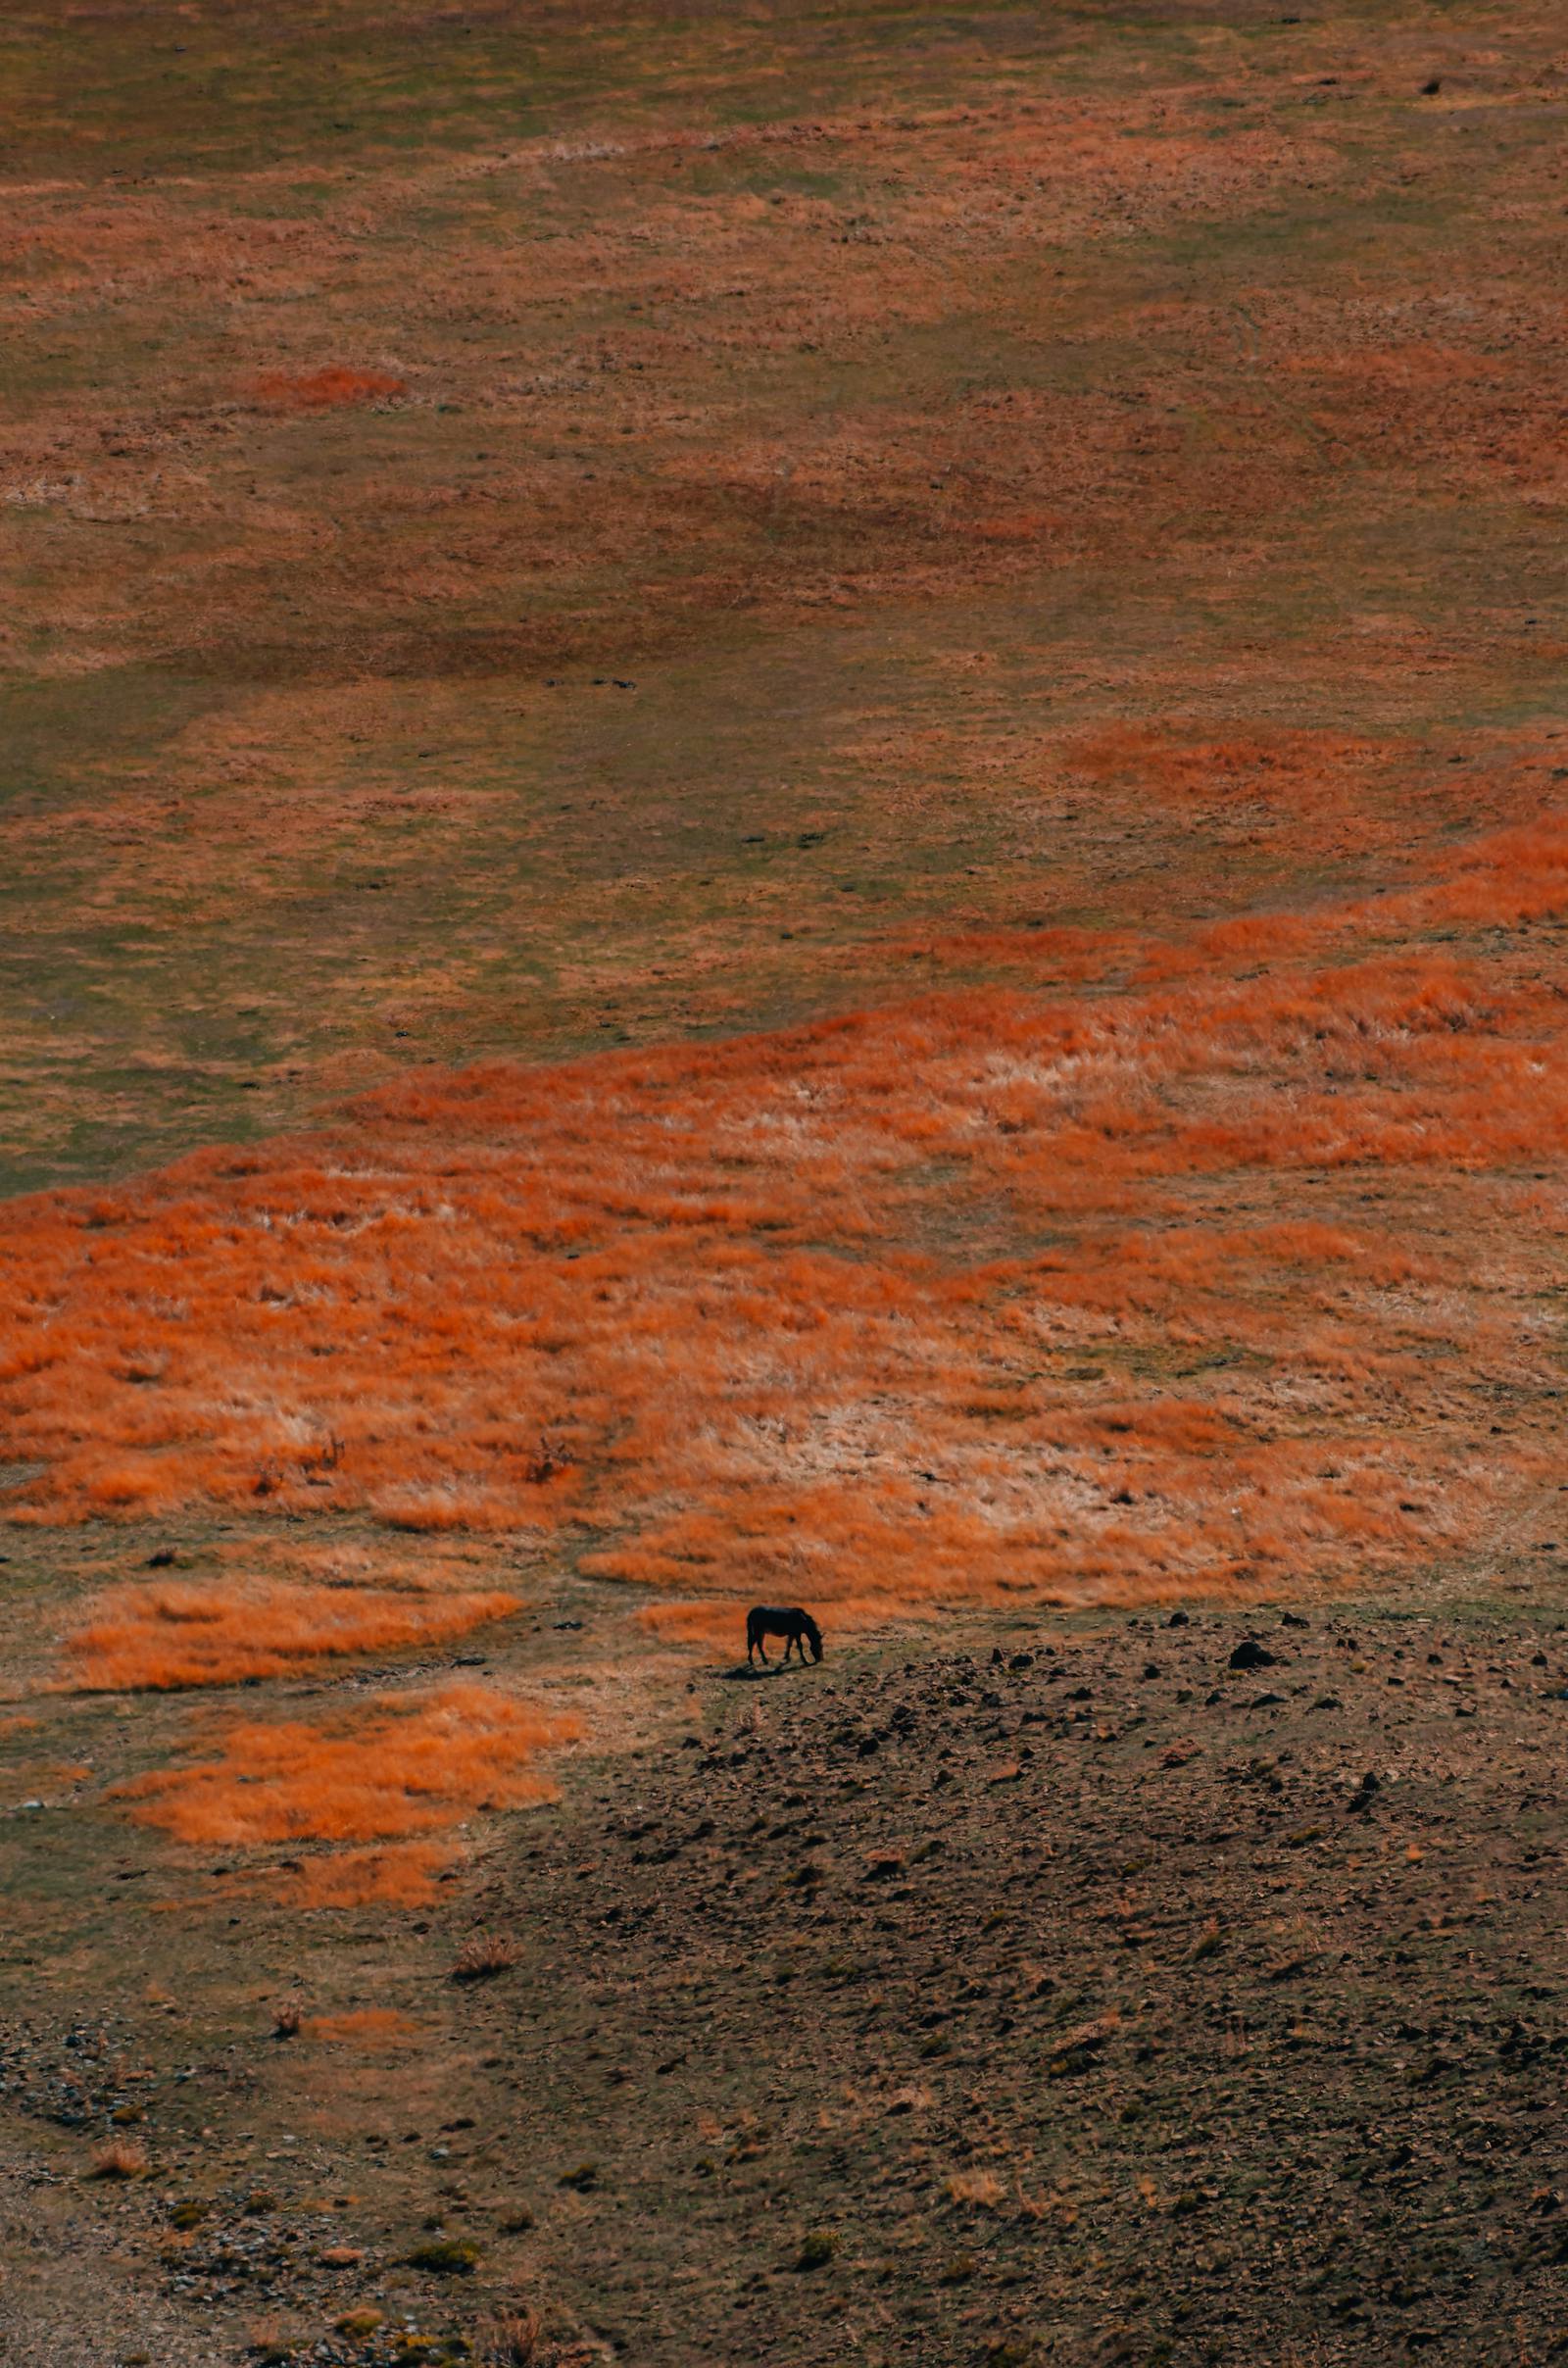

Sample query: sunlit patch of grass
[110,1683,580,1848]
[4,812,1567,1644]
[60,1576,522,1691]
[279,1840,457,1909]
[301,2007,422,2045]
[252,367,405,412]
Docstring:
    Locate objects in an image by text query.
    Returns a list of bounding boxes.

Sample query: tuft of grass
[404,2239,480,2275]
[475,2308,543,2368]
[87,2139,147,2180]
[333,2308,383,2339]
[794,2228,838,2272]
[452,1933,518,1983]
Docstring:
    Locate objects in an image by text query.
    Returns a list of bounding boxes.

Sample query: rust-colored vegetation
[61,1576,521,1691]
[112,1681,579,1849]
[280,1840,457,1909]
[112,1682,578,1847]
[252,366,405,411]
[301,2007,422,2045]
[3,813,1566,1654]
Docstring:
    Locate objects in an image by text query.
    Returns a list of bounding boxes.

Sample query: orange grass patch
[111,1683,580,1849]
[281,1841,456,1909]
[302,2008,422,2046]
[61,1577,521,1692]
[252,366,406,411]
[5,814,1568,1619]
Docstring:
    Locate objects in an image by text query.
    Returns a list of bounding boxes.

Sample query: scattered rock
[1229,1639,1278,1671]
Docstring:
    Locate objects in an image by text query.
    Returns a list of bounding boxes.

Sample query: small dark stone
[1166,1609,1191,1627]
[1229,1639,1278,1671]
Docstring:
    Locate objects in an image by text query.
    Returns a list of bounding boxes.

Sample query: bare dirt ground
[4,1591,1566,2365]
[4,2,1568,2362]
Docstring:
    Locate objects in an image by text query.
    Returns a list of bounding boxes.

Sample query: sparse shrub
[794,2229,837,2271]
[475,2307,542,2367]
[404,2239,480,2274]
[87,2139,147,2179]
[453,1933,517,1982]
[271,2000,302,2039]
[335,2308,383,2338]
[946,2168,1006,2209]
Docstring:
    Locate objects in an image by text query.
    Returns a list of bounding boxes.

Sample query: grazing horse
[746,1604,823,1665]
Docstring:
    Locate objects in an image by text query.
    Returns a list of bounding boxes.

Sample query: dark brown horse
[746,1604,823,1665]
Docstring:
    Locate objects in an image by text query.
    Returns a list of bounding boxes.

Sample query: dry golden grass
[301,2007,421,2045]
[452,1933,518,1983]
[474,2307,543,2368]
[60,1575,521,1691]
[4,812,1565,1657]
[278,1841,456,1908]
[110,1682,579,1849]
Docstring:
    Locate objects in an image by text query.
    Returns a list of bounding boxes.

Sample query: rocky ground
[4,1599,1565,2366]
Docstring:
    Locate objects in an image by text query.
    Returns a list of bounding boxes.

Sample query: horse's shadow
[717,1661,781,1683]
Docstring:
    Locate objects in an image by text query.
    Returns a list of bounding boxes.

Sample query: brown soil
[4,1597,1566,2365]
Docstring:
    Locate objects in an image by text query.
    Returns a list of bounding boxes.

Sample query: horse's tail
[801,1612,823,1661]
